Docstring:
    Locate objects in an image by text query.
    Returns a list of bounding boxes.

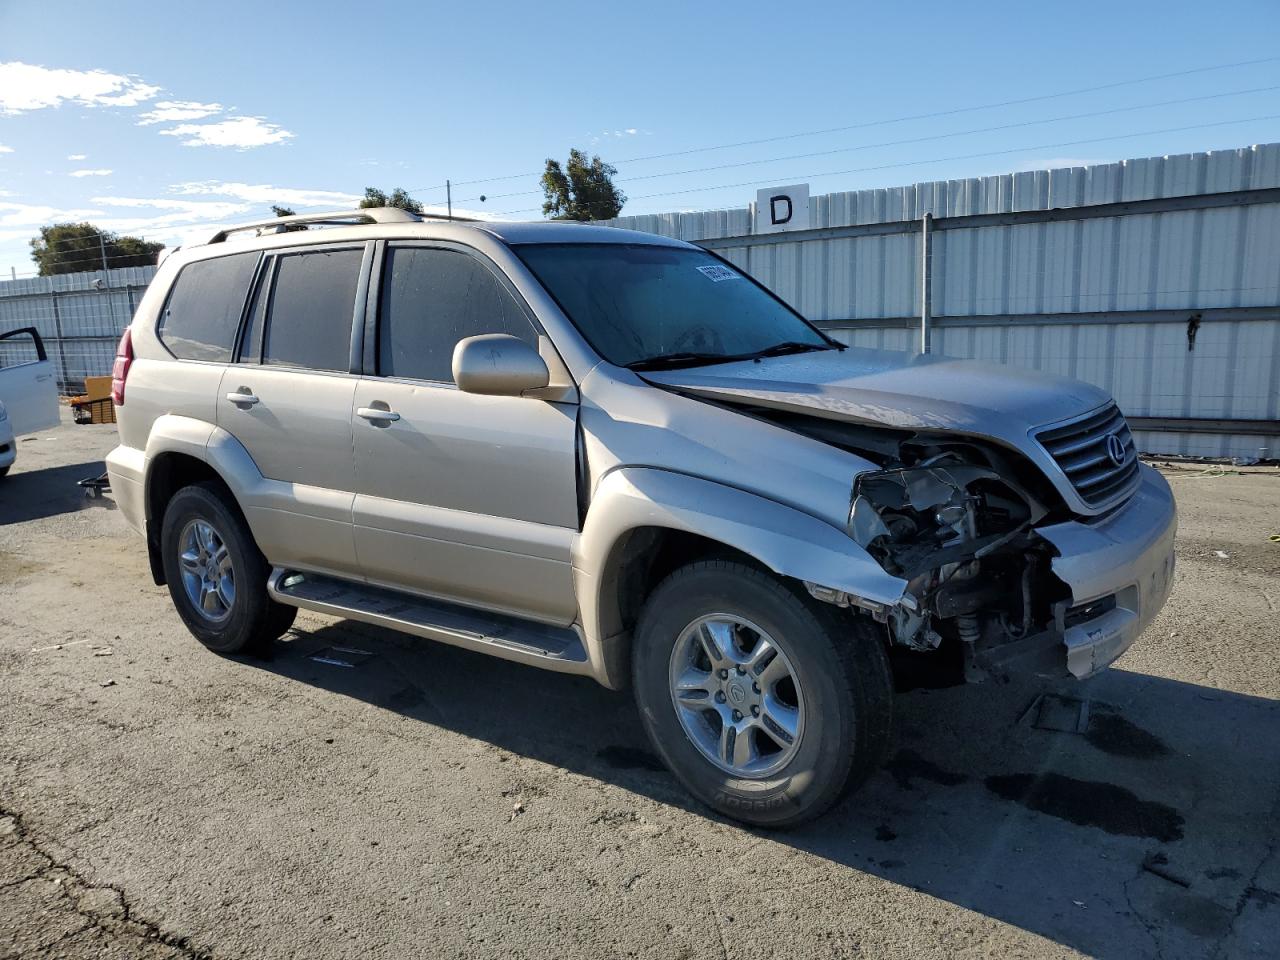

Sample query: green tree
[540,149,625,221]
[271,205,308,232]
[30,223,165,277]
[359,187,423,213]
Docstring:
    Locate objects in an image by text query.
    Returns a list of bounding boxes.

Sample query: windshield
[514,242,833,368]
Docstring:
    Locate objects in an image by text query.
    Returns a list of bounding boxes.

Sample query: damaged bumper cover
[1032,463,1177,679]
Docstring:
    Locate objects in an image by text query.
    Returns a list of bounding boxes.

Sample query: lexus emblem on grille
[1105,433,1127,467]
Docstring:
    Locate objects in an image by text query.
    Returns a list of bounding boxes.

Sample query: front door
[351,243,580,624]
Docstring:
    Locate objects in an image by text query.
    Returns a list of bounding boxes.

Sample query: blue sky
[1,0,1278,276]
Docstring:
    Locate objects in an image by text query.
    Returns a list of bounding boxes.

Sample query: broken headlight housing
[848,450,1052,652]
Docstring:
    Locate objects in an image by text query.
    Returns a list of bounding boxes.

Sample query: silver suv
[107,207,1176,826]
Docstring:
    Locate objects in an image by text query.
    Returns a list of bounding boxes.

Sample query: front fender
[573,467,906,688]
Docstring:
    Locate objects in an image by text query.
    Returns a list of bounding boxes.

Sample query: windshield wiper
[625,340,835,371]
[748,340,835,359]
[624,351,743,371]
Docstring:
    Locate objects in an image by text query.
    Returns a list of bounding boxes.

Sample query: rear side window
[379,247,535,383]
[158,253,259,362]
[263,248,363,372]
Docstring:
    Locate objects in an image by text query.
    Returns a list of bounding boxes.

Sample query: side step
[267,569,591,675]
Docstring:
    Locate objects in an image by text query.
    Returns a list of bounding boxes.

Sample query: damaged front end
[843,447,1078,682]
[696,401,1175,686]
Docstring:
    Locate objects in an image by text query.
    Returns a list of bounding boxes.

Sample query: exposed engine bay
[746,410,1080,681]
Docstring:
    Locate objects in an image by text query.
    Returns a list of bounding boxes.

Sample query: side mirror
[452,334,550,397]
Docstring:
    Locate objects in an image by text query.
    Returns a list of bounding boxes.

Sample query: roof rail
[198,206,476,246]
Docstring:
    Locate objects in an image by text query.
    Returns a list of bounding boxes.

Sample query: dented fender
[573,467,907,687]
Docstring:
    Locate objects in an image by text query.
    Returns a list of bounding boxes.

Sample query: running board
[267,568,591,674]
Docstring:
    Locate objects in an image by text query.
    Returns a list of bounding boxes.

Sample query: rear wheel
[160,481,296,654]
[632,560,893,827]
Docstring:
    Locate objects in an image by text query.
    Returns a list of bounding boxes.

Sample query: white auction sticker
[695,264,740,282]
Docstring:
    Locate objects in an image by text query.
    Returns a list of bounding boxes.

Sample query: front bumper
[0,416,14,469]
[1033,463,1177,678]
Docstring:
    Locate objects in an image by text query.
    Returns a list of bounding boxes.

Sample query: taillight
[111,328,133,406]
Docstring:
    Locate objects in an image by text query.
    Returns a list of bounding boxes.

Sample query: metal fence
[609,142,1280,459]
[0,266,156,395]
[2,143,1277,458]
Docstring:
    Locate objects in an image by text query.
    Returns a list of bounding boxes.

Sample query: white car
[0,327,62,477]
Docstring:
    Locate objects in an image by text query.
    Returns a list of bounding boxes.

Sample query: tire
[632,560,893,828]
[0,466,9,479]
[159,481,296,654]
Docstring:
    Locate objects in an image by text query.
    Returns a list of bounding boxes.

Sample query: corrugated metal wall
[609,143,1280,459]
[0,266,156,394]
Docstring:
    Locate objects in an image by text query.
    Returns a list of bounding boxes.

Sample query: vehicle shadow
[253,617,1280,960]
[0,459,113,524]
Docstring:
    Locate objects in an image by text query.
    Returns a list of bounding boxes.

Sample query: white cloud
[159,116,293,149]
[172,180,361,207]
[0,201,104,228]
[0,61,160,114]
[67,153,86,160]
[137,99,223,126]
[69,168,113,177]
[0,143,13,154]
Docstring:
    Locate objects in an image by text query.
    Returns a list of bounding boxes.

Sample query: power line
[452,84,1280,206]
[407,54,1280,196]
[493,113,1280,215]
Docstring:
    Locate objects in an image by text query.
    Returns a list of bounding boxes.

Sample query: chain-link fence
[0,266,156,395]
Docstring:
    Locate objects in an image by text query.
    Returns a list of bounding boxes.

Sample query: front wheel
[159,481,296,654]
[632,561,893,828]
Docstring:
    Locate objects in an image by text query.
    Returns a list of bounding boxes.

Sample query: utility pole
[919,213,933,355]
[98,232,118,331]
[446,180,452,221]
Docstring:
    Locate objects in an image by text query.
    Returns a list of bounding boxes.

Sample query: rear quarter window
[158,252,260,362]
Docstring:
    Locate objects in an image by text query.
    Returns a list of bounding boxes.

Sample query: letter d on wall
[754,183,810,235]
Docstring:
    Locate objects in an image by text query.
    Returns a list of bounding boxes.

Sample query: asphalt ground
[2,411,1278,959]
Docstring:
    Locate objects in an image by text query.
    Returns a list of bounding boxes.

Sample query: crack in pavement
[0,803,214,960]
[1214,831,1280,960]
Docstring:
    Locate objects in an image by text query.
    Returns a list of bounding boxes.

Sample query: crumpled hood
[639,346,1112,441]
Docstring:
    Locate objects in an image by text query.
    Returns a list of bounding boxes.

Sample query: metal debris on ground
[307,646,375,668]
[1030,694,1091,734]
[1141,852,1191,888]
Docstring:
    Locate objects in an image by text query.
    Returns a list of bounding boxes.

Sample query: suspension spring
[956,614,980,644]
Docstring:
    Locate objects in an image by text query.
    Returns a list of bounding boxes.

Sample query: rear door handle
[226,391,260,406]
[356,406,400,423]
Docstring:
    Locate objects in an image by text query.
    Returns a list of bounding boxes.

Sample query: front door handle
[226,391,260,406]
[357,406,400,423]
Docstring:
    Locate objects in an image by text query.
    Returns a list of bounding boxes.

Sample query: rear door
[0,328,60,435]
[350,242,580,624]
[217,243,371,578]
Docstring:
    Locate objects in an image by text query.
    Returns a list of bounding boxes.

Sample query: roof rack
[199,207,478,246]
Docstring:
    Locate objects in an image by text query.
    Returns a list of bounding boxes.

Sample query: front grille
[1036,403,1140,507]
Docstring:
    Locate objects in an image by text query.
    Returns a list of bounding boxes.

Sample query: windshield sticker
[695,264,740,282]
